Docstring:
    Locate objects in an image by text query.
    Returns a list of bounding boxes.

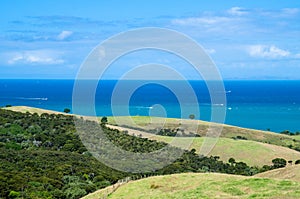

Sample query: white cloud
[172,16,231,26]
[227,7,248,16]
[7,50,64,65]
[57,30,73,40]
[247,45,290,58]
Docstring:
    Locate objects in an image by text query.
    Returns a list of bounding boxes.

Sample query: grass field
[293,135,300,141]
[155,136,300,166]
[256,165,300,182]
[83,173,300,199]
[107,116,299,149]
[107,124,300,166]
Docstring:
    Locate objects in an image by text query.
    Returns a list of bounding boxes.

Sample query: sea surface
[0,79,299,132]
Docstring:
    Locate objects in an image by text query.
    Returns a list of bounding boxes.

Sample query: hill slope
[5,106,299,149]
[5,106,300,167]
[83,173,300,199]
[256,165,300,182]
[108,115,300,150]
[107,124,300,166]
[1,107,271,198]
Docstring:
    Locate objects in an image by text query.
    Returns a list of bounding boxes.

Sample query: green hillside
[1,107,274,199]
[83,173,300,199]
[105,124,300,167]
[3,106,300,199]
[107,115,300,151]
[154,136,300,166]
[5,106,300,151]
[4,106,300,166]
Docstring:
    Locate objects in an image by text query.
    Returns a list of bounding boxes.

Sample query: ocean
[0,79,299,133]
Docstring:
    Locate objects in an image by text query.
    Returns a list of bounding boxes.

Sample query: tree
[190,148,196,154]
[272,158,287,168]
[228,158,236,165]
[189,114,195,120]
[64,108,71,113]
[101,116,108,124]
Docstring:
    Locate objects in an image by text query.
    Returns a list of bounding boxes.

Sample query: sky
[0,0,300,79]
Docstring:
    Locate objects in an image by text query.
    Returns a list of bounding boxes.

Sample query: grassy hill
[107,124,300,167]
[293,135,300,141]
[5,106,299,149]
[2,107,274,198]
[82,172,300,199]
[107,116,300,150]
[3,106,300,199]
[256,165,300,182]
[5,106,300,167]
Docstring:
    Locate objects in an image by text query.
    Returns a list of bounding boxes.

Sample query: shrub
[189,114,195,120]
[64,108,71,113]
[101,116,108,124]
[8,191,20,198]
[272,158,287,168]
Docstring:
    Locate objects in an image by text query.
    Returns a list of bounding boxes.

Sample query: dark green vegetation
[0,109,286,198]
[0,109,127,199]
[63,108,71,114]
[119,124,200,137]
[149,128,200,137]
[188,114,195,120]
[280,130,300,136]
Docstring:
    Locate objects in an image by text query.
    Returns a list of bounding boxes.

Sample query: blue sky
[1,0,300,79]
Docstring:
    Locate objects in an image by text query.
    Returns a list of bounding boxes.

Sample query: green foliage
[272,158,287,169]
[64,187,86,199]
[229,157,236,165]
[0,109,127,198]
[122,125,200,137]
[232,135,248,140]
[152,128,200,137]
[100,116,108,124]
[189,114,195,120]
[8,191,20,198]
[64,108,71,113]
[5,141,22,150]
[280,130,300,136]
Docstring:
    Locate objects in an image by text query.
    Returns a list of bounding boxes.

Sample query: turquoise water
[0,79,299,132]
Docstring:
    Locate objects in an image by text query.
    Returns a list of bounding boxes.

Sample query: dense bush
[280,130,300,136]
